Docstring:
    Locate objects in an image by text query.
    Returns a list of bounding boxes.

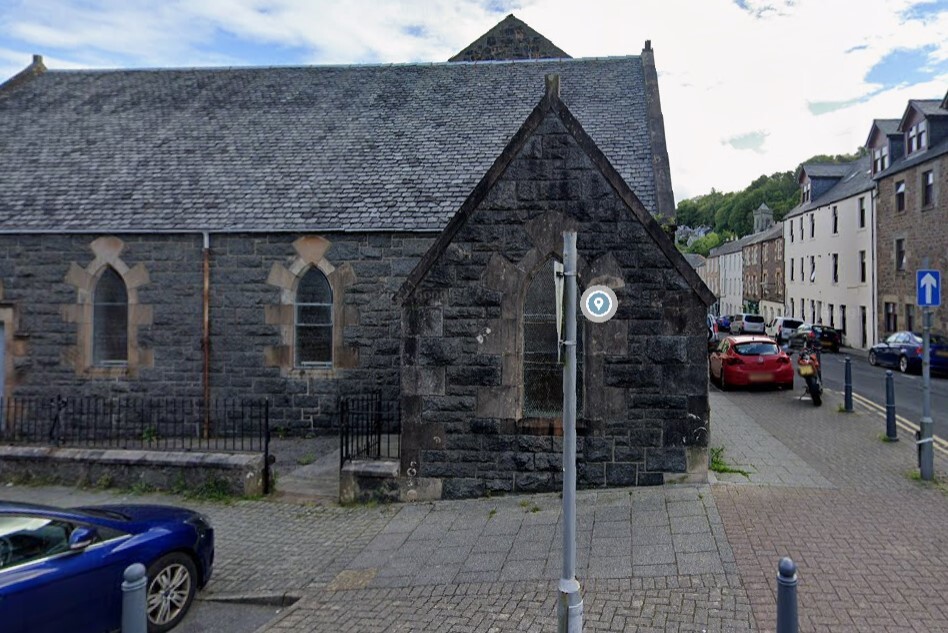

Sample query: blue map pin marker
[580,286,618,322]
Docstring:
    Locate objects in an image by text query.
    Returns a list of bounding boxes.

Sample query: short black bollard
[885,370,898,442]
[776,557,798,633]
[122,563,147,633]
[844,356,853,412]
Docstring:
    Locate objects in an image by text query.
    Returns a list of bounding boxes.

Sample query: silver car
[730,313,766,335]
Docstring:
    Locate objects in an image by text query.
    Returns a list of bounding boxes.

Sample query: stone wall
[0,232,434,432]
[401,111,710,499]
[0,445,266,496]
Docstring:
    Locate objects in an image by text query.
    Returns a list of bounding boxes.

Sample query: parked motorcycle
[796,344,823,406]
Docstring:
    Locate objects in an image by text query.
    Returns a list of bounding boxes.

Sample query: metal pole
[844,356,853,412]
[776,557,798,633]
[121,563,148,633]
[920,308,934,480]
[558,231,583,633]
[885,371,898,442]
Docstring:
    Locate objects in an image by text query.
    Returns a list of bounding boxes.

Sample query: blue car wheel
[146,552,197,633]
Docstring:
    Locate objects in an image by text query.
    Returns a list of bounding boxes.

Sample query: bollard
[844,356,853,412]
[885,370,898,442]
[776,557,798,633]
[122,563,148,633]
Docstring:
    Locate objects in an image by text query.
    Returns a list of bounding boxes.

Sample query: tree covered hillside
[676,149,867,255]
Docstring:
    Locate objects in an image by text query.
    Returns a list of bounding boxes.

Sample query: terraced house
[871,92,948,337]
[0,16,714,499]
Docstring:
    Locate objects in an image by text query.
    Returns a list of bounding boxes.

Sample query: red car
[709,335,794,390]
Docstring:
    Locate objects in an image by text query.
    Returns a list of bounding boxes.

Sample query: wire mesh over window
[523,259,583,417]
[296,268,333,365]
[93,267,128,365]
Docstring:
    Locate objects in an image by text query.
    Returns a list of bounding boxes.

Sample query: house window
[829,304,835,327]
[832,206,838,234]
[809,256,816,283]
[858,197,866,228]
[799,257,804,279]
[885,302,897,333]
[832,253,839,283]
[922,171,934,208]
[295,268,333,366]
[810,300,816,323]
[840,305,846,336]
[790,222,794,242]
[523,259,583,417]
[809,214,815,238]
[873,145,889,173]
[93,267,128,365]
[895,239,906,272]
[859,250,867,283]
[908,121,928,154]
[799,217,803,236]
[790,260,794,281]
[802,181,811,203]
[800,298,805,318]
[906,304,915,332]
[895,180,905,212]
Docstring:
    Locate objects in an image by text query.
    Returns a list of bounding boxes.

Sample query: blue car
[868,331,948,374]
[0,502,213,633]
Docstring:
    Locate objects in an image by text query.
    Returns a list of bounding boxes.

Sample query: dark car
[789,323,841,353]
[0,502,214,633]
[868,331,948,374]
[709,335,794,390]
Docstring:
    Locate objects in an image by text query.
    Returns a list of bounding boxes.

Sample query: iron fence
[0,395,269,452]
[339,394,400,468]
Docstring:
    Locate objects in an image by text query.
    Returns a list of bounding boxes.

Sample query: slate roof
[786,156,872,218]
[744,222,783,246]
[800,163,851,179]
[0,56,658,233]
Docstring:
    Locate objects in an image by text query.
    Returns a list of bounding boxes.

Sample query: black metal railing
[339,394,400,468]
[0,396,269,452]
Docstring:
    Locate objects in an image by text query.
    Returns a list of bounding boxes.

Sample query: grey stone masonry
[0,232,434,432]
[400,104,711,500]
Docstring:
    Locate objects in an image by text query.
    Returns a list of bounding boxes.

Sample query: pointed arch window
[93,267,128,365]
[523,259,583,418]
[296,268,333,366]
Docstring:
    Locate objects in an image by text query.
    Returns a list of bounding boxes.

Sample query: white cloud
[1,0,945,203]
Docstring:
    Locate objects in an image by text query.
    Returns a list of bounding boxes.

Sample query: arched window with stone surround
[296,267,333,366]
[92,267,128,365]
[522,258,583,418]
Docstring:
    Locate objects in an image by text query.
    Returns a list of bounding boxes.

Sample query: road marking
[846,390,948,457]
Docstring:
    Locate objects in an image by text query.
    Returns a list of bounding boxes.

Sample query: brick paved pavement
[4,384,947,631]
[712,387,948,633]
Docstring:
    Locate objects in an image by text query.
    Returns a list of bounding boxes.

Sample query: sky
[1,0,946,203]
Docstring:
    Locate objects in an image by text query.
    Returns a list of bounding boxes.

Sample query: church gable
[399,85,711,500]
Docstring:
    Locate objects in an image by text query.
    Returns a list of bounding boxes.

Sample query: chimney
[0,53,47,95]
[545,73,560,99]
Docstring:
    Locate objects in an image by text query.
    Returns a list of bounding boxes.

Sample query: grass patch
[296,453,317,466]
[906,470,948,494]
[709,446,751,478]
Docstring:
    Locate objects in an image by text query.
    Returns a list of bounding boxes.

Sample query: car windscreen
[733,342,779,356]
[783,319,803,329]
[744,315,765,323]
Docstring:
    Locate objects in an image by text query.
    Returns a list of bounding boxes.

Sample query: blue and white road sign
[917,270,941,307]
[580,286,618,323]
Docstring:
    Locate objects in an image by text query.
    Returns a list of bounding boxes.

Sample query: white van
[766,316,803,344]
[729,313,766,335]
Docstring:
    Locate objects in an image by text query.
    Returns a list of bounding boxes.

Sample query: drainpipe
[202,231,211,439]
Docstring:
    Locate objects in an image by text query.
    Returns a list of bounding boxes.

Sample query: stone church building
[0,16,714,498]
